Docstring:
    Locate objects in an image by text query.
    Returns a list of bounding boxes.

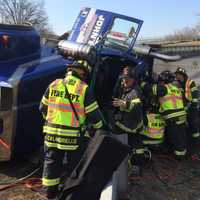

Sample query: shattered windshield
[103,18,138,51]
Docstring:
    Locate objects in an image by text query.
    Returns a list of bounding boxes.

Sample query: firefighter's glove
[112,98,127,109]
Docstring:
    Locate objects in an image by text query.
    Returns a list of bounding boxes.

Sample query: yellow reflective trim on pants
[85,101,98,113]
[115,121,143,134]
[135,148,145,154]
[42,177,60,186]
[192,132,200,138]
[44,126,80,137]
[192,99,199,103]
[93,120,103,129]
[84,131,91,138]
[164,111,186,119]
[174,149,187,156]
[143,140,163,145]
[44,141,78,150]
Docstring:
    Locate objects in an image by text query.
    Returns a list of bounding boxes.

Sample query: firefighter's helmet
[68,60,92,74]
[158,70,174,83]
[121,66,137,79]
[175,67,187,76]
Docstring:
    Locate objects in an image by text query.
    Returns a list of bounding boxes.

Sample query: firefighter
[112,66,149,175]
[175,67,200,143]
[142,107,165,148]
[152,70,187,160]
[39,60,103,199]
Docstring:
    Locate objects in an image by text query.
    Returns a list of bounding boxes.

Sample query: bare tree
[0,0,50,33]
[164,26,200,42]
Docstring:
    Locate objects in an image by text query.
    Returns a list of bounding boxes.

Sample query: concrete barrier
[100,134,128,200]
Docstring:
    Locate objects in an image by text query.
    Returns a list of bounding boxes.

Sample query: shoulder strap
[62,79,80,123]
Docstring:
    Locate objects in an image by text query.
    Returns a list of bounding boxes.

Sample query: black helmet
[158,70,174,83]
[121,66,137,79]
[68,60,91,74]
[175,67,187,76]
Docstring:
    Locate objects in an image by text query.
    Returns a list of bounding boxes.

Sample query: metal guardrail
[161,45,200,53]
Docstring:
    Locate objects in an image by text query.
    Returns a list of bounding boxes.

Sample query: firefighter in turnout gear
[142,110,165,147]
[152,70,187,160]
[139,73,165,149]
[175,67,200,142]
[39,60,103,199]
[112,66,149,175]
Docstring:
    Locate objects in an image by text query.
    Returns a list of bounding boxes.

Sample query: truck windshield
[103,18,138,51]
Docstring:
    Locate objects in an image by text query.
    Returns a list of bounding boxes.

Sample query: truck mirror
[128,27,135,38]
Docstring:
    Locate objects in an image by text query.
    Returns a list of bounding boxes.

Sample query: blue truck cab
[0,24,68,161]
[58,8,154,117]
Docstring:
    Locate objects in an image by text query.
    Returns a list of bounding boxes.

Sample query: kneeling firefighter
[39,60,103,199]
[142,110,165,148]
[112,66,150,175]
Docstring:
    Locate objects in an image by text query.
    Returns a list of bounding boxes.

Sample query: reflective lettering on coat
[50,90,80,102]
[50,90,64,97]
[46,135,77,144]
[65,93,80,102]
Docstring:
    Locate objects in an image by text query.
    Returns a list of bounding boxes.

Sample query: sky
[45,0,200,39]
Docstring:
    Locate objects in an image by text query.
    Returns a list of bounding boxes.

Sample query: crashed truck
[0,8,180,163]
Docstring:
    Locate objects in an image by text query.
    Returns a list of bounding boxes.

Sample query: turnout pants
[42,145,85,198]
[187,107,200,141]
[165,117,187,159]
[128,133,148,167]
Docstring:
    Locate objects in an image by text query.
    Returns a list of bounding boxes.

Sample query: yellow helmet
[68,60,91,74]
